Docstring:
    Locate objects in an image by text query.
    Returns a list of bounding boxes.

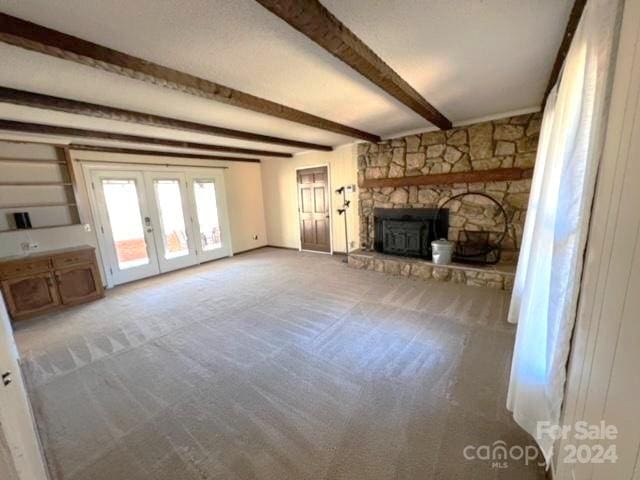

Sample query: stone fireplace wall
[358,112,541,261]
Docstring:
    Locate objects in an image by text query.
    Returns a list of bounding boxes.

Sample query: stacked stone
[348,253,515,290]
[357,112,541,260]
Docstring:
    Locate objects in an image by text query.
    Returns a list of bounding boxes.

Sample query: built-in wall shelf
[0,141,82,232]
[0,157,67,165]
[0,223,78,234]
[0,202,78,209]
[0,182,73,187]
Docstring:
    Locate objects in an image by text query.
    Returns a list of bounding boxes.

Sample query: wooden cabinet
[1,273,60,318]
[0,246,104,321]
[55,264,102,306]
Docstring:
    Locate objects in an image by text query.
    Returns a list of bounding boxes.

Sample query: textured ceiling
[0,0,572,155]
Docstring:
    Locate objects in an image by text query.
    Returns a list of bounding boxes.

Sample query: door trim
[0,296,51,480]
[89,169,161,286]
[82,162,233,288]
[295,164,333,255]
[186,172,233,262]
[144,171,198,273]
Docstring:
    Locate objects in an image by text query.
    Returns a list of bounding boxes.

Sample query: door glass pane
[102,179,149,269]
[193,180,222,251]
[154,179,189,259]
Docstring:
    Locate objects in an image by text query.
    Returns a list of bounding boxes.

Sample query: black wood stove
[373,208,448,260]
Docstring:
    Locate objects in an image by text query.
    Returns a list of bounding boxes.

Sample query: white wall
[0,145,269,283]
[0,224,97,259]
[261,143,359,253]
[556,1,640,478]
[68,149,268,255]
[0,295,50,480]
[221,160,269,253]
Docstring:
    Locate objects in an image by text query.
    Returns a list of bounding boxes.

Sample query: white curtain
[507,0,622,463]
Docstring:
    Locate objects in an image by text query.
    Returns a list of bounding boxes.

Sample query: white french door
[89,167,231,286]
[186,172,231,262]
[145,172,198,272]
[91,170,161,285]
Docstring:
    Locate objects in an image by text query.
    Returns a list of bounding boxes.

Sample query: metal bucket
[431,239,454,265]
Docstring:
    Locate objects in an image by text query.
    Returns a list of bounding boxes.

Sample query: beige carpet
[14,248,544,480]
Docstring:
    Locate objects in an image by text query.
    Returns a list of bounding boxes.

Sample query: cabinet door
[1,273,60,319]
[55,265,103,306]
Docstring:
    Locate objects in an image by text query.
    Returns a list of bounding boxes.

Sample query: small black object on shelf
[13,212,32,229]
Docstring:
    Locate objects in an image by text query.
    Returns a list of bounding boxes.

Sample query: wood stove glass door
[297,166,331,253]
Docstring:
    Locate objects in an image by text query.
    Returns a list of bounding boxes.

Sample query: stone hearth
[358,112,541,264]
[348,249,515,290]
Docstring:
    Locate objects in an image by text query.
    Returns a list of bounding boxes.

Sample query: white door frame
[0,296,50,480]
[89,169,161,286]
[144,171,198,273]
[186,171,233,262]
[83,162,233,288]
[295,163,333,255]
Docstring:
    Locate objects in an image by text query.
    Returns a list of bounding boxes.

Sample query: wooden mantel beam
[0,87,325,153]
[0,119,291,157]
[543,0,587,104]
[359,167,533,189]
[0,13,381,143]
[255,0,452,130]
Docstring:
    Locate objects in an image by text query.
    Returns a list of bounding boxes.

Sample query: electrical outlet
[20,242,39,252]
[252,234,259,240]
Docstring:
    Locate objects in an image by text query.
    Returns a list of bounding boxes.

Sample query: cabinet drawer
[52,249,94,269]
[0,258,51,279]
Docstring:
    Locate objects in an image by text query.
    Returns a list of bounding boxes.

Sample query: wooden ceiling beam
[0,119,290,157]
[255,0,452,130]
[69,144,260,163]
[0,13,380,143]
[543,0,587,104]
[0,87,327,153]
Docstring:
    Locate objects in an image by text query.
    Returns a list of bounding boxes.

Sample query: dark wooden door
[297,167,330,252]
[55,265,104,306]
[1,273,60,319]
